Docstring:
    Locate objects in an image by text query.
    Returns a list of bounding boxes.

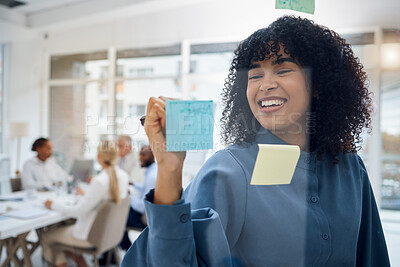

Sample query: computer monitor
[70,159,94,183]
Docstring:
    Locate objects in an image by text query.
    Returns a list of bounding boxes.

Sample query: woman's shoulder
[91,169,108,183]
[335,151,365,169]
[94,167,129,182]
[204,143,254,171]
[23,157,37,166]
[323,151,369,183]
[218,141,257,159]
[115,166,129,178]
[187,143,255,190]
[183,145,249,229]
[350,152,368,178]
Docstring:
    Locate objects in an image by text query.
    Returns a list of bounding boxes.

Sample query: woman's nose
[259,72,277,91]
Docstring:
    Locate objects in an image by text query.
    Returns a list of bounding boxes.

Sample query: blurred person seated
[117,135,145,185]
[21,137,70,191]
[120,145,157,251]
[41,140,129,267]
[99,145,157,264]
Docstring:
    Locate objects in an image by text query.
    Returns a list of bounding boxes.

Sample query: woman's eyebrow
[273,57,297,65]
[248,63,261,70]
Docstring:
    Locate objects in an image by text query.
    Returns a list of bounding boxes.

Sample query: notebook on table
[5,207,49,219]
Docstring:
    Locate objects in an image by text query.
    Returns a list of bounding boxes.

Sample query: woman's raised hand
[144,96,186,205]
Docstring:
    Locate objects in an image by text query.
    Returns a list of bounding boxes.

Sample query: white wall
[40,0,400,54]
[1,22,43,176]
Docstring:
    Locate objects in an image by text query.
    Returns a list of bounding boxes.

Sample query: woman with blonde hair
[42,140,129,267]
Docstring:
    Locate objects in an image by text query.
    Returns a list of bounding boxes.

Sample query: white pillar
[366,28,383,208]
[181,40,191,100]
[107,46,116,137]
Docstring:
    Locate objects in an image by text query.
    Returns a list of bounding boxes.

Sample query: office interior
[0,0,400,265]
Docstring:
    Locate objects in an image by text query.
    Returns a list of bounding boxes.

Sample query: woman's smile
[257,96,288,113]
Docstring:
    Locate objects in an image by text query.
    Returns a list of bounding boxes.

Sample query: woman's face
[246,51,311,136]
[37,141,53,161]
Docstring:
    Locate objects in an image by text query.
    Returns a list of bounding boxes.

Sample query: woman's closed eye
[277,69,293,75]
[249,74,263,80]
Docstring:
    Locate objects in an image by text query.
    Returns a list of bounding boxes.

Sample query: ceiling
[1,0,400,33]
[0,0,214,32]
[0,0,89,14]
[0,0,159,30]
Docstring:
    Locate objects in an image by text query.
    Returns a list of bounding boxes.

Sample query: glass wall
[49,51,109,170]
[346,31,400,210]
[48,43,239,183]
[175,43,236,182]
[49,36,400,196]
[49,48,184,171]
[115,49,182,149]
[381,69,400,210]
[380,34,400,210]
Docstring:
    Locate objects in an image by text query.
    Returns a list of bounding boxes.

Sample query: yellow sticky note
[251,144,300,185]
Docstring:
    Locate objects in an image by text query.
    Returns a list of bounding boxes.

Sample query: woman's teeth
[261,99,285,108]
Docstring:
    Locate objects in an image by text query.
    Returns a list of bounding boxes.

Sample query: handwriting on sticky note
[251,144,300,185]
[166,100,213,152]
[275,0,315,14]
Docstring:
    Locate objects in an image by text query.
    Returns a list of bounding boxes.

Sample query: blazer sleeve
[356,156,390,267]
[121,150,247,267]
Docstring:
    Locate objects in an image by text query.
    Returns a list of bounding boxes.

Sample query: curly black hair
[220,15,373,162]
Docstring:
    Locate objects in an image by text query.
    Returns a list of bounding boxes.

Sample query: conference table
[0,190,76,267]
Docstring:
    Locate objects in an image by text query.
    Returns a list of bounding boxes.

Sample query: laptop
[70,159,94,183]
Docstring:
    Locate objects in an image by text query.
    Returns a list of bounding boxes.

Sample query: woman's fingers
[75,187,84,196]
[144,97,168,155]
[44,200,53,209]
[145,97,166,126]
[143,96,186,205]
[146,97,165,114]
[145,96,178,129]
[145,103,166,133]
[159,96,178,101]
[154,103,166,129]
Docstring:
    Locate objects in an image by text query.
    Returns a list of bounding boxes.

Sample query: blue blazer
[122,130,390,266]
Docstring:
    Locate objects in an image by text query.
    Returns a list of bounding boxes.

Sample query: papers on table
[166,100,213,152]
[251,144,300,185]
[4,207,49,220]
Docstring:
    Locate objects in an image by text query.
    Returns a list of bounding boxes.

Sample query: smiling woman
[121,16,390,267]
[246,53,310,150]
[221,17,373,163]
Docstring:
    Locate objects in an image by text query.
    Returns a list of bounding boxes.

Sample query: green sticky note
[275,0,315,14]
[166,100,213,152]
[251,144,300,185]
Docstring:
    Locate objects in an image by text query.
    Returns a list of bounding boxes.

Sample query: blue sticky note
[166,100,213,152]
[0,215,9,221]
[275,0,315,14]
